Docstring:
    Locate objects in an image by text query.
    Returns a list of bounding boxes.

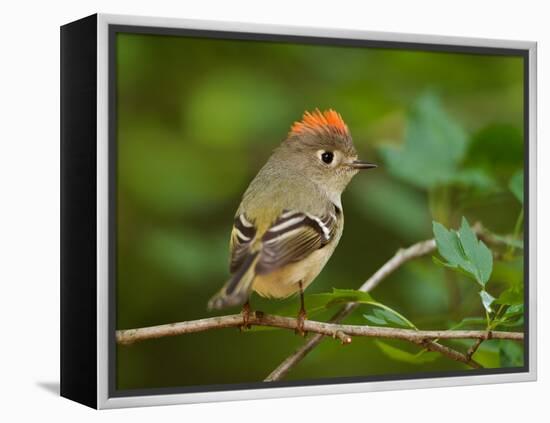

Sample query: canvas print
[113,30,526,393]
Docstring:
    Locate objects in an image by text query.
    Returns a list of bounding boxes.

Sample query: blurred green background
[115,32,525,390]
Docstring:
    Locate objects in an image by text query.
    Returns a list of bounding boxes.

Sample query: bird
[207,109,376,334]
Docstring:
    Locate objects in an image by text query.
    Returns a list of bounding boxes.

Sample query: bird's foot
[240,301,252,331]
[295,308,308,337]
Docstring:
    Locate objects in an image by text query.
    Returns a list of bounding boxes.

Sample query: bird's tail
[207,251,260,310]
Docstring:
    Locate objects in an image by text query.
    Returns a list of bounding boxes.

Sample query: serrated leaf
[433,221,466,266]
[433,256,476,281]
[457,217,493,285]
[509,170,524,204]
[479,290,495,313]
[375,341,440,364]
[433,218,493,287]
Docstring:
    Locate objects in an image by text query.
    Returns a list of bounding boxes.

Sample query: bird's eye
[321,151,334,164]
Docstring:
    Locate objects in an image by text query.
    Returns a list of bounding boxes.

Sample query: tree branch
[418,340,482,369]
[116,224,519,382]
[116,312,522,346]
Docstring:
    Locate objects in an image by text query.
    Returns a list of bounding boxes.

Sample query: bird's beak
[350,160,377,170]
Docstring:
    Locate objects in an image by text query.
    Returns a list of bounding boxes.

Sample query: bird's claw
[295,309,308,337]
[240,302,252,331]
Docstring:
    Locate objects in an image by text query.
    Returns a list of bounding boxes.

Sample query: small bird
[208,109,376,334]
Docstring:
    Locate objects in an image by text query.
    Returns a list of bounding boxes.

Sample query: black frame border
[60,14,98,409]
[107,23,531,399]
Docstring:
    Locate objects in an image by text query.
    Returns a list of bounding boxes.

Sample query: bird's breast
[252,220,343,299]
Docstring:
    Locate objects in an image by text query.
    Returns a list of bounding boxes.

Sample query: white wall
[1,0,547,421]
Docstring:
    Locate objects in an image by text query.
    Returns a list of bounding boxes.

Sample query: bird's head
[276,109,376,195]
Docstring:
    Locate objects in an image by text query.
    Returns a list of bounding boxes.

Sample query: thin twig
[332,330,352,344]
[466,338,484,359]
[466,331,492,360]
[116,312,522,346]
[265,238,437,381]
[418,340,482,369]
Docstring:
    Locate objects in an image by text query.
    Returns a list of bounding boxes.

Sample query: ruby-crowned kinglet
[208,109,376,332]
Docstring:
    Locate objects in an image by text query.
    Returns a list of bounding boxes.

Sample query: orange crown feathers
[289,109,349,138]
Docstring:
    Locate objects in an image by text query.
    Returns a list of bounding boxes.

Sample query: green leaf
[432,217,493,286]
[479,290,495,313]
[433,218,496,317]
[432,222,465,268]
[265,288,376,321]
[493,317,524,328]
[364,315,387,325]
[432,256,474,280]
[374,308,411,327]
[306,288,376,314]
[432,255,452,268]
[457,217,493,285]
[364,308,412,328]
[503,304,524,319]
[268,288,416,332]
[509,170,524,204]
[492,304,524,329]
[379,93,468,189]
[304,288,416,329]
[375,341,440,364]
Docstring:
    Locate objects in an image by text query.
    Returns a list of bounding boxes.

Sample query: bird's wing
[255,208,339,275]
[229,213,257,273]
